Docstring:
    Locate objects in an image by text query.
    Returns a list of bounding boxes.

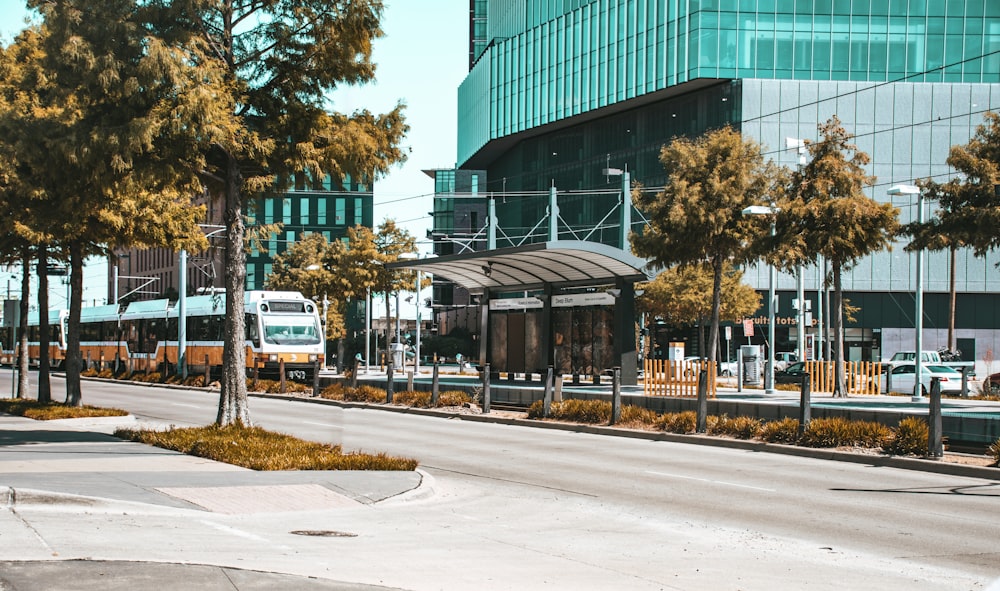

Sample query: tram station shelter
[389,240,652,385]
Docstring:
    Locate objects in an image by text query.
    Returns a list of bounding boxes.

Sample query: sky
[0,0,469,311]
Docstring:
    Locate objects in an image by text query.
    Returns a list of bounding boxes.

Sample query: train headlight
[269,354,279,362]
[309,354,318,362]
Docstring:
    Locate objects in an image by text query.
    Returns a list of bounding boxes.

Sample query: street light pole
[414,270,421,374]
[742,204,779,393]
[889,184,924,401]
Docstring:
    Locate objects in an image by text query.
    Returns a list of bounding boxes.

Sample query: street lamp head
[887,184,920,196]
[742,205,780,216]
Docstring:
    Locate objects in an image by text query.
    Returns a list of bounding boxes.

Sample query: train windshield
[261,315,322,345]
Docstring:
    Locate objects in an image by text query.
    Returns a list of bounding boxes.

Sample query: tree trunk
[696,317,706,361]
[217,153,252,426]
[708,257,723,367]
[16,247,30,399]
[37,244,52,403]
[948,244,956,352]
[832,260,847,398]
[64,242,84,407]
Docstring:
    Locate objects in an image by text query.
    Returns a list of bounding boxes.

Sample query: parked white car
[773,352,798,371]
[883,363,963,395]
[683,356,737,377]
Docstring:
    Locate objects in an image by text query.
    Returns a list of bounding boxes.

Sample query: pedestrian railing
[642,359,717,398]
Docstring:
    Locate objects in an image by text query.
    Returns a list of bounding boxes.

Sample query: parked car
[883,363,963,395]
[683,356,737,377]
[773,352,798,371]
[887,350,975,376]
[980,372,1000,394]
[775,361,810,384]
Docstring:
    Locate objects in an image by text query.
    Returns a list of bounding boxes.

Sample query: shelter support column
[478,290,490,369]
[613,278,638,385]
[540,283,553,372]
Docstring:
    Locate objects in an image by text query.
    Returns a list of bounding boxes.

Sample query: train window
[245,313,260,346]
[80,321,99,342]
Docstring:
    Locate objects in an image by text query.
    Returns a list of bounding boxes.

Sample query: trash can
[741,345,761,385]
[391,343,405,368]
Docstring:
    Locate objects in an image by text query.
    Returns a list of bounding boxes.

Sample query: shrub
[799,418,839,448]
[0,399,128,420]
[554,399,612,423]
[81,368,98,377]
[711,415,762,439]
[617,405,659,428]
[436,390,472,407]
[851,420,894,448]
[345,385,387,403]
[114,424,417,471]
[656,411,694,434]
[883,417,929,456]
[989,438,1000,466]
[527,399,610,423]
[97,369,114,379]
[799,417,892,449]
[319,383,347,400]
[393,390,431,407]
[759,418,801,444]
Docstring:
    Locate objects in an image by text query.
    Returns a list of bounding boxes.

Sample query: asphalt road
[5,374,1000,590]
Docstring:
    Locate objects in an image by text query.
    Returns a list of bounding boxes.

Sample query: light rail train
[0,291,324,381]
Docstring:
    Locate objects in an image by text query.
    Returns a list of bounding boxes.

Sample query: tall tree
[902,179,965,354]
[631,126,782,372]
[11,4,214,405]
[162,0,408,425]
[772,116,899,397]
[905,112,1000,357]
[0,27,56,401]
[638,263,760,363]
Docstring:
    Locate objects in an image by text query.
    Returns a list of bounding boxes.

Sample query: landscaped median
[0,398,417,472]
[260,383,1000,468]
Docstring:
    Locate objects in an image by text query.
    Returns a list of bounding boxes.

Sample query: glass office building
[245,175,374,290]
[457,0,1000,365]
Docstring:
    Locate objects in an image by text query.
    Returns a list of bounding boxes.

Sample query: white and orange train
[0,291,324,381]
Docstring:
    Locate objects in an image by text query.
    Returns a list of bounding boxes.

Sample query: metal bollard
[386,357,395,403]
[351,359,359,389]
[799,374,812,435]
[312,358,321,397]
[696,370,708,433]
[431,361,440,406]
[610,367,622,426]
[928,377,943,459]
[279,358,286,393]
[482,362,491,413]
[543,366,553,418]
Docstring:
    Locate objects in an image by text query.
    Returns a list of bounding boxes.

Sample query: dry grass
[0,398,128,420]
[114,423,418,471]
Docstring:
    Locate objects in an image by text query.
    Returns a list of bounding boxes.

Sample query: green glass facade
[459,0,1000,166]
[455,0,1000,364]
[245,176,374,290]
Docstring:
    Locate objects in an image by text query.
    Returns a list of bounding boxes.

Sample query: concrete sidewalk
[0,412,422,590]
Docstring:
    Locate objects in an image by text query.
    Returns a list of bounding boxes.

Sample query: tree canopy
[1,6,213,405]
[631,126,783,368]
[773,116,899,396]
[159,0,410,425]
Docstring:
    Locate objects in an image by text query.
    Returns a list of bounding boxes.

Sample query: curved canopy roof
[388,240,653,292]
